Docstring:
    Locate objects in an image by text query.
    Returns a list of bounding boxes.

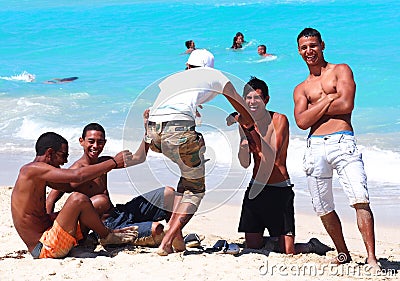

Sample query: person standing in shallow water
[293,27,380,270]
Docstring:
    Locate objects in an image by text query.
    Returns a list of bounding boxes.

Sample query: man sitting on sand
[46,122,176,247]
[227,77,332,255]
[11,132,138,259]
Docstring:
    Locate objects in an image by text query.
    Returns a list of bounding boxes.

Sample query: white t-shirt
[149,68,230,122]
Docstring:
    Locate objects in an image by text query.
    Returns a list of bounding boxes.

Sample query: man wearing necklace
[227,77,331,255]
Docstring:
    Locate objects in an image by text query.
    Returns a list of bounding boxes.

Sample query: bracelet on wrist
[246,125,255,132]
[111,157,118,168]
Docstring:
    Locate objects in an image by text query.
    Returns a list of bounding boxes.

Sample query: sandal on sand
[209,239,240,255]
[184,233,205,248]
[308,238,334,255]
[223,243,240,255]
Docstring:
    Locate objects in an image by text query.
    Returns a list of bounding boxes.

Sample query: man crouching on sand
[11,132,138,259]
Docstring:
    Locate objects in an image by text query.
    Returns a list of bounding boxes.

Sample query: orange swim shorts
[36,220,83,259]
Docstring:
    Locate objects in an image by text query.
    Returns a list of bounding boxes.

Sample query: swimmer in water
[44,77,78,84]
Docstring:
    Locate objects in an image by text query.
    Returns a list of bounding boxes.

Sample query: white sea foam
[0,71,35,82]
[15,118,81,142]
[69,92,90,99]
[287,137,400,188]
[256,55,277,63]
[361,145,400,184]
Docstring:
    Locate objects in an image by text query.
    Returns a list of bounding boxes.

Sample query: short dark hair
[258,44,266,52]
[243,76,269,100]
[185,40,193,49]
[297,27,322,44]
[82,123,106,139]
[35,132,68,156]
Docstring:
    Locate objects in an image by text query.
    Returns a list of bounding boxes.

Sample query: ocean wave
[69,92,90,99]
[256,55,277,63]
[0,71,35,82]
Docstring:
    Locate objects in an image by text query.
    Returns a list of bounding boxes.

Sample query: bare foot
[172,230,186,252]
[365,258,382,274]
[156,225,186,255]
[132,229,165,247]
[156,245,173,256]
[100,226,138,245]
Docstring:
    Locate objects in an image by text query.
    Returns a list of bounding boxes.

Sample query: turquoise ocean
[1,0,399,217]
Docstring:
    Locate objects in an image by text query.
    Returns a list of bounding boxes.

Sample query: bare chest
[304,72,337,104]
[81,177,107,197]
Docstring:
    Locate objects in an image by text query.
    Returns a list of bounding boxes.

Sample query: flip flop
[223,243,240,255]
[208,239,240,255]
[184,233,205,248]
[212,239,228,251]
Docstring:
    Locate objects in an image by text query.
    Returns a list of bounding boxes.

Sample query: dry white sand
[1,186,399,281]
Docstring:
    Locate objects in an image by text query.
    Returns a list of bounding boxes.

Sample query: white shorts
[303,132,369,216]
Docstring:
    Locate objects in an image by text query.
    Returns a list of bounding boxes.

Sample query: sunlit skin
[45,125,171,248]
[257,46,272,57]
[12,137,136,254]
[80,130,107,164]
[46,129,150,212]
[240,90,289,192]
[230,87,311,254]
[294,36,354,135]
[257,46,266,56]
[294,32,379,269]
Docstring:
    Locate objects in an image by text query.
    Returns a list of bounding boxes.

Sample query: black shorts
[238,183,295,237]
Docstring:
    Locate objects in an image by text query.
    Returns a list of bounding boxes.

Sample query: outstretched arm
[222,82,254,128]
[122,140,149,168]
[32,150,132,184]
[126,108,150,166]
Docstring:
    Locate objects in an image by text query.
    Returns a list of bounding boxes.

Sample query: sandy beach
[1,185,399,281]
